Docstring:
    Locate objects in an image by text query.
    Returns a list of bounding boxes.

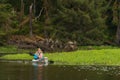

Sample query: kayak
[32,57,48,64]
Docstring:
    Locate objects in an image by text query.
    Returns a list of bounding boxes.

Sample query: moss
[0,54,33,60]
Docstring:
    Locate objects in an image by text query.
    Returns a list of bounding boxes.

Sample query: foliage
[0,0,8,3]
[0,3,18,35]
[0,0,119,46]
[45,0,109,44]
[1,48,120,65]
[0,46,29,53]
[0,4,12,25]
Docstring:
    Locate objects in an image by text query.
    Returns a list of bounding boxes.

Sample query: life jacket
[34,54,39,60]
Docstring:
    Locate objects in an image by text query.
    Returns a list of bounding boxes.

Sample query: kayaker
[34,48,44,60]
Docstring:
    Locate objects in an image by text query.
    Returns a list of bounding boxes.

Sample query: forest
[0,0,119,52]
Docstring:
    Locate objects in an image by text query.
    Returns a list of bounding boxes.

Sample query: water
[0,62,120,80]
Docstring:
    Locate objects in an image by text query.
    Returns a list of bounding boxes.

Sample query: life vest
[33,54,39,60]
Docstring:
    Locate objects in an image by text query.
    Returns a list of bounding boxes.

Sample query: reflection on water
[32,63,44,80]
[45,65,120,80]
[0,62,120,80]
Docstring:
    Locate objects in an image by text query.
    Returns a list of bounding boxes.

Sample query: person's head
[38,48,42,53]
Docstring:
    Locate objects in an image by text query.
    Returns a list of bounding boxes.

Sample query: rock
[64,41,77,51]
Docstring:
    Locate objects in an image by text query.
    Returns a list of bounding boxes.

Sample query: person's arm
[39,53,43,58]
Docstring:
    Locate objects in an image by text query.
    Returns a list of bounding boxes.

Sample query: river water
[0,62,120,80]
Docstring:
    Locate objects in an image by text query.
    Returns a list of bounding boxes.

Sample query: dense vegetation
[1,48,120,65]
[0,0,119,47]
[45,49,120,65]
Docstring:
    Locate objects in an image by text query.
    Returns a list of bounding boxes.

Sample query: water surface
[0,62,120,80]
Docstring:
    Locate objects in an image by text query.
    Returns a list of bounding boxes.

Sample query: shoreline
[0,58,120,66]
[1,48,120,65]
[0,59,120,66]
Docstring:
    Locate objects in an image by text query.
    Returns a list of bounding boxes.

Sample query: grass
[45,49,120,65]
[0,45,118,53]
[0,46,17,53]
[1,46,120,65]
[78,46,119,50]
[0,54,33,60]
[0,46,29,53]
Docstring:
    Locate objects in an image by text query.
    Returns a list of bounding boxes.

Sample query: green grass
[78,46,119,50]
[1,47,120,65]
[0,46,29,53]
[0,54,33,60]
[45,49,120,65]
[0,46,17,53]
[0,45,118,53]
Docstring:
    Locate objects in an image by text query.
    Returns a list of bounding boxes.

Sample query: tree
[43,0,51,38]
[116,0,120,44]
[29,3,33,37]
[0,4,13,32]
[19,0,24,30]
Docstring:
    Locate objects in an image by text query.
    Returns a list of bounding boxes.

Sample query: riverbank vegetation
[45,49,120,65]
[0,0,120,65]
[0,46,29,53]
[0,45,118,53]
[0,0,120,52]
[0,54,32,60]
[1,48,120,65]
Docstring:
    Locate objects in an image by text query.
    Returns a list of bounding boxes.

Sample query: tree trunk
[29,4,33,37]
[19,0,24,30]
[43,0,50,38]
[116,0,120,44]
[21,0,24,18]
[44,0,50,25]
[33,0,36,17]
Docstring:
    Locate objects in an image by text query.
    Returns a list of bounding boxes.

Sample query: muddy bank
[7,35,78,52]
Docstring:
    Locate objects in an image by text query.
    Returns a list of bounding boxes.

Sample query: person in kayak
[34,48,44,61]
